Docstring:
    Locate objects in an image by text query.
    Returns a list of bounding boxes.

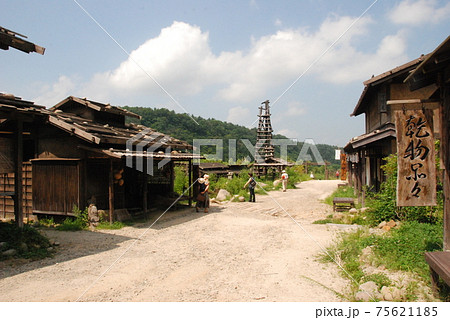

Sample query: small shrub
[56,206,88,231]
[38,217,55,227]
[361,273,392,289]
[0,222,52,260]
[174,165,188,195]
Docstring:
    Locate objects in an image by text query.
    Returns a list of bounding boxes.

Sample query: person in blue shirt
[243,172,256,202]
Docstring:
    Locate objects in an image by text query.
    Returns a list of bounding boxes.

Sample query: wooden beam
[14,119,23,228]
[108,159,114,224]
[48,116,101,144]
[387,99,440,109]
[142,159,148,217]
[188,159,192,207]
[442,85,450,251]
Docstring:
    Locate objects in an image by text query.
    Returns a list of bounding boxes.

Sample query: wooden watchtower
[255,100,274,161]
[253,100,288,177]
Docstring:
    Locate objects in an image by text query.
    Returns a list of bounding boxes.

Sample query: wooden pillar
[108,159,114,224]
[441,84,450,251]
[14,118,23,228]
[143,171,148,217]
[193,161,200,199]
[188,159,192,207]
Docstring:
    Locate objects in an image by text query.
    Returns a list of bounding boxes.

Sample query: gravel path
[0,179,350,302]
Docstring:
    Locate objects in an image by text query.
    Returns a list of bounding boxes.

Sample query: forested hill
[123,106,340,164]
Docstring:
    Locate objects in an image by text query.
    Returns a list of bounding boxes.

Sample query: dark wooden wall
[32,160,81,215]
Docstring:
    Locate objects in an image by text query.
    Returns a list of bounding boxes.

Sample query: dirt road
[0,180,350,302]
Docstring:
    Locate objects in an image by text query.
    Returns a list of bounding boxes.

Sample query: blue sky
[1,0,450,146]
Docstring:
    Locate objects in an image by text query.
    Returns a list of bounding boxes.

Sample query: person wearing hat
[196,175,210,213]
[281,169,289,192]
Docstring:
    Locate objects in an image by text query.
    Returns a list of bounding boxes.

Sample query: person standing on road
[243,172,256,202]
[281,169,289,192]
[196,177,210,213]
[203,174,210,213]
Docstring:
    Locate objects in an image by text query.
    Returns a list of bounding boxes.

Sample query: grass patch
[96,221,126,230]
[322,221,447,301]
[0,221,52,260]
[373,221,443,280]
[361,273,392,289]
[321,228,376,283]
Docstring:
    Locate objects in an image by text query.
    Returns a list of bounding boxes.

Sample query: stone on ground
[216,189,231,201]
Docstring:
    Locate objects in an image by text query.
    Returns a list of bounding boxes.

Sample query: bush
[366,154,443,225]
[0,221,52,260]
[174,165,189,195]
[56,206,88,231]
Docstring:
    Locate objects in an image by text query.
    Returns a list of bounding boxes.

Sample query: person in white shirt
[281,170,288,192]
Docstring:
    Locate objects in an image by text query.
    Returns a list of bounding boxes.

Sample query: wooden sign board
[395,109,436,206]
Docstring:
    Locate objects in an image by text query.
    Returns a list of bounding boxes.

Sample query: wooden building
[1,95,200,222]
[1,26,44,227]
[0,94,49,226]
[404,35,450,251]
[345,55,439,194]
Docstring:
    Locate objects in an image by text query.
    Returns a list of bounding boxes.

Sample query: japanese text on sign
[395,110,436,206]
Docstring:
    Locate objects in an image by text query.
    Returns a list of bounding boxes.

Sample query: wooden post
[442,85,450,251]
[188,159,192,207]
[143,171,148,217]
[193,161,200,200]
[14,119,23,228]
[108,159,114,224]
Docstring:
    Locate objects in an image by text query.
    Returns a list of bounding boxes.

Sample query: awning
[345,123,396,150]
[78,145,203,161]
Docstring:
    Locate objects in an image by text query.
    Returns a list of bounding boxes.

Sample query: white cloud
[317,31,409,84]
[226,106,251,125]
[388,0,450,25]
[85,21,215,98]
[34,75,76,107]
[285,101,307,116]
[36,15,409,110]
[276,128,299,138]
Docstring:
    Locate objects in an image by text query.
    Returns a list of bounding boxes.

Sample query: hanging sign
[394,109,436,206]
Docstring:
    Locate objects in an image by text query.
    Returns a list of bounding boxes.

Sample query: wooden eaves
[52,96,141,120]
[0,26,45,55]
